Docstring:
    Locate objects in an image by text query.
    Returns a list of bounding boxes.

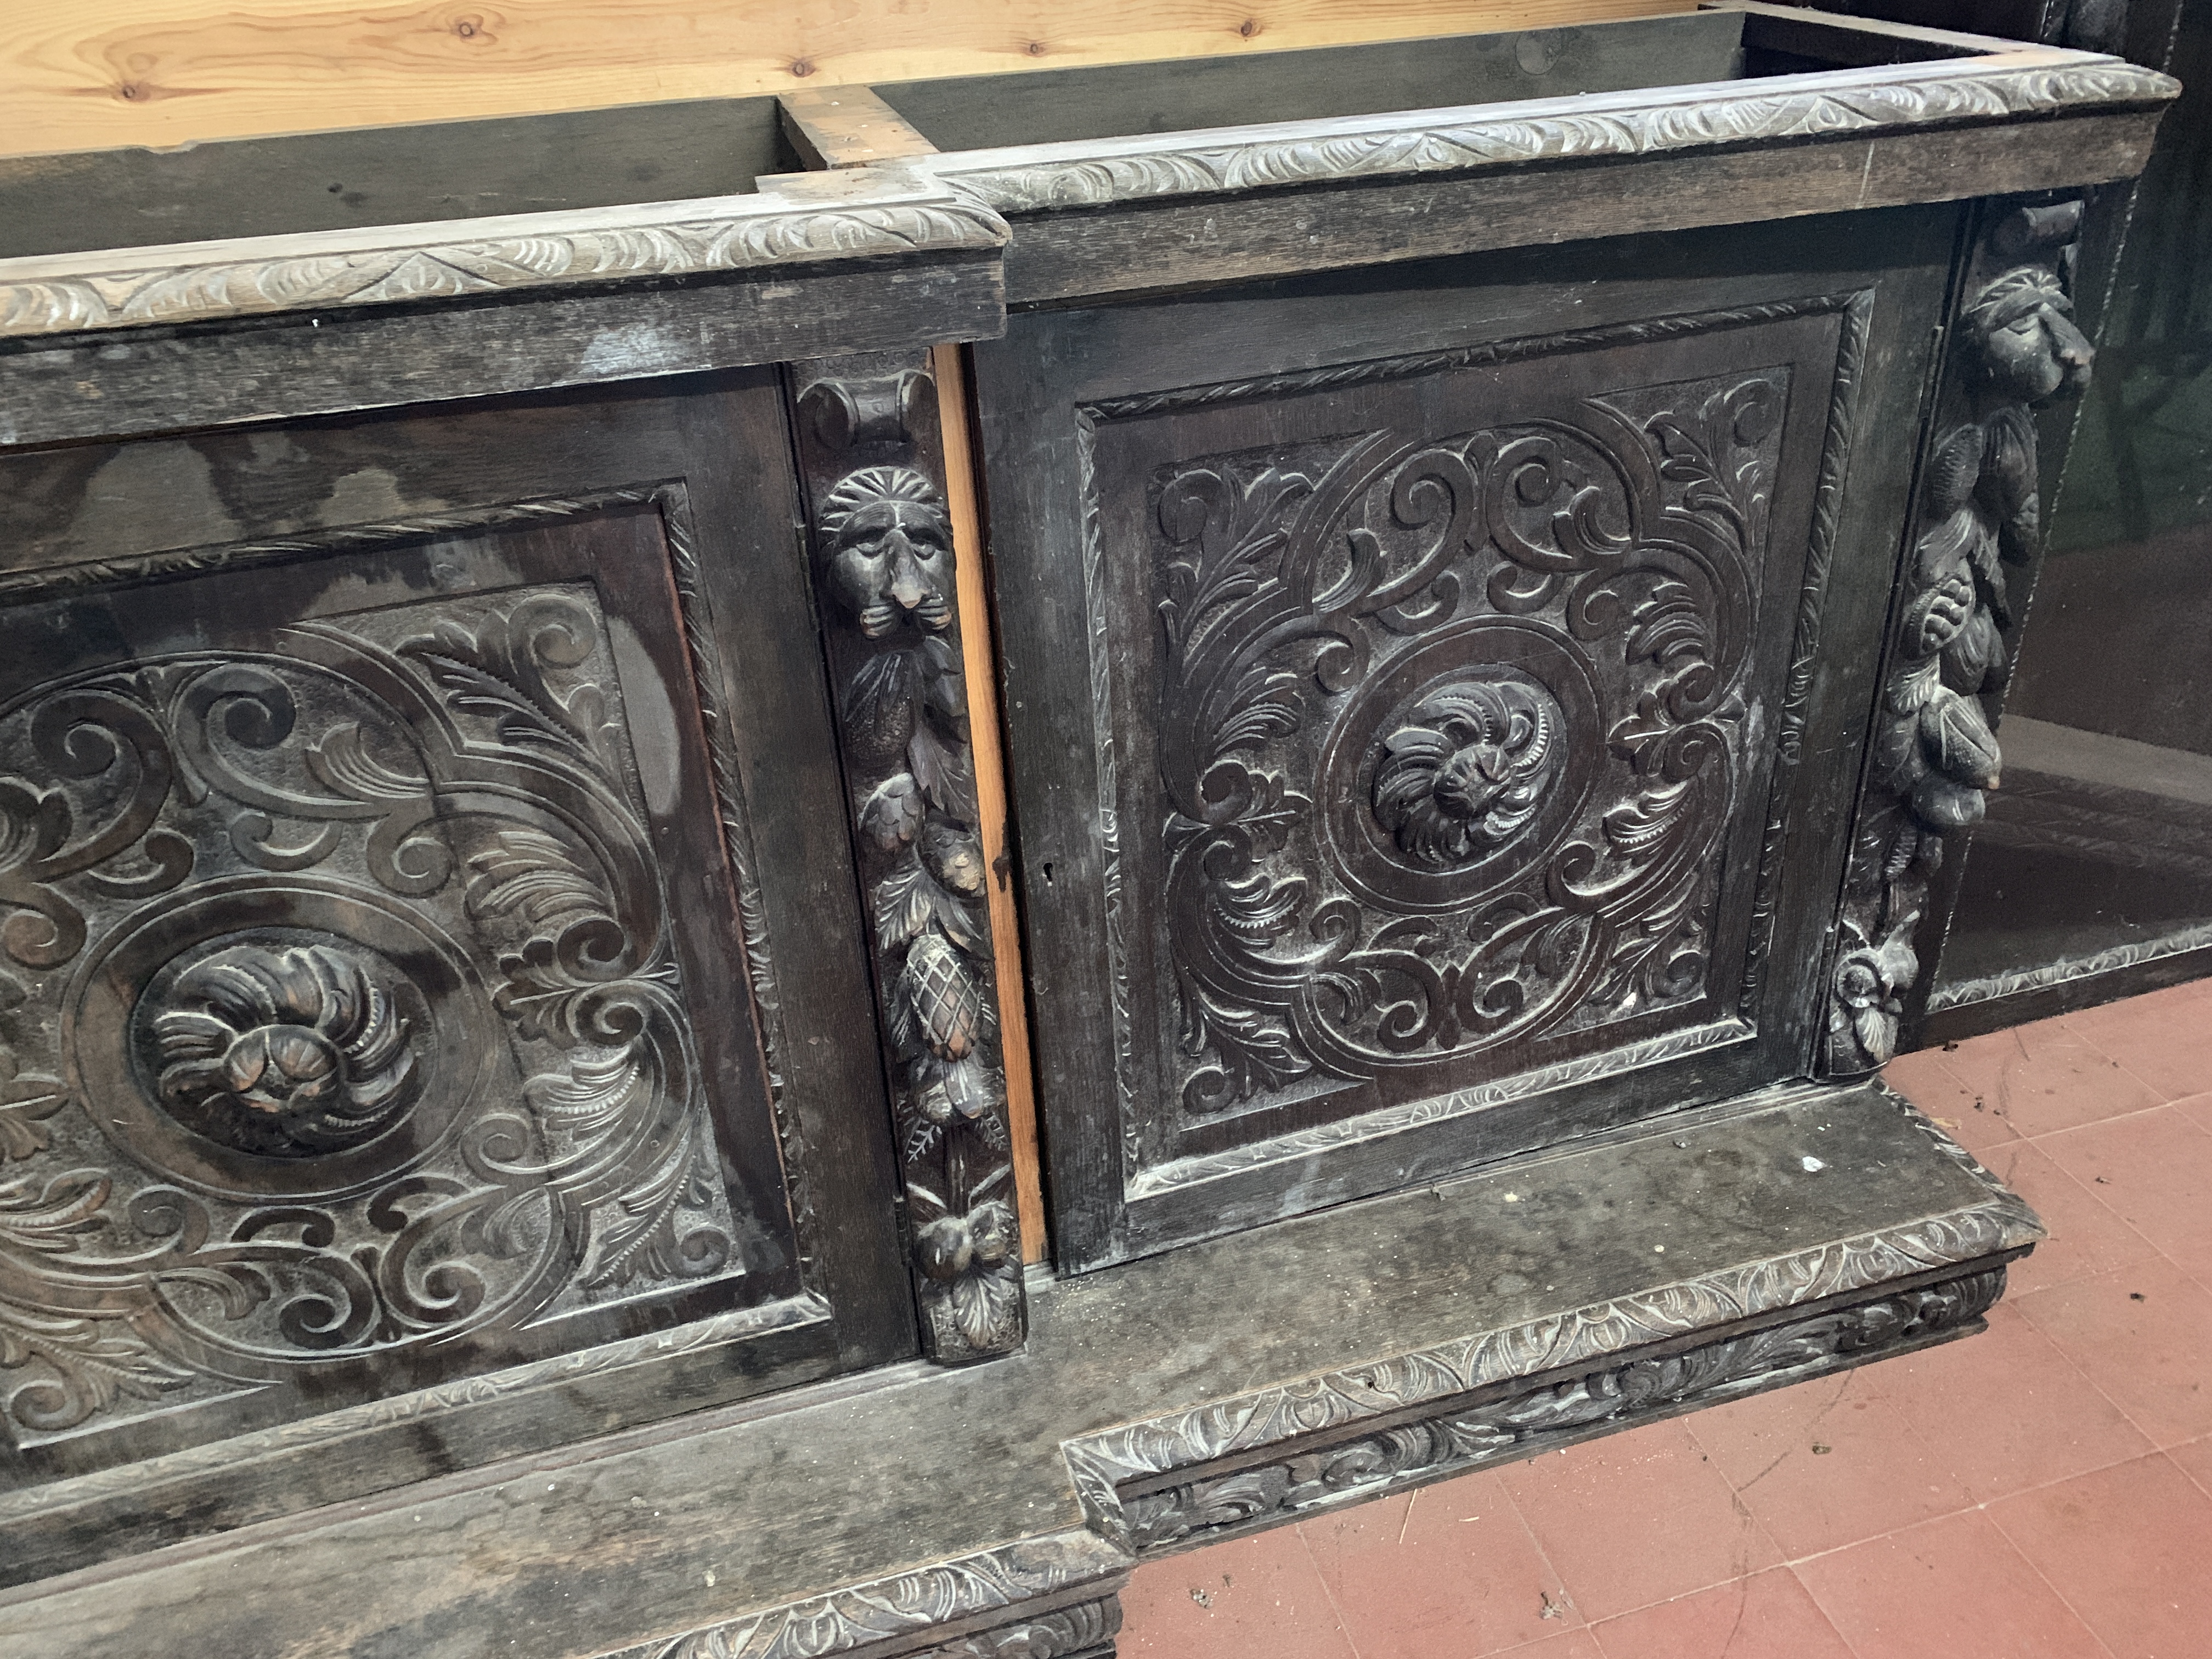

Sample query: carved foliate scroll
[0,499,800,1451]
[1138,361,1797,1125]
[1826,201,2093,1075]
[792,351,1025,1364]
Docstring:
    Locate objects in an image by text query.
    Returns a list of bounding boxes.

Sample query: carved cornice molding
[1069,1091,2036,1549]
[927,55,2175,213]
[602,1533,1130,1659]
[0,189,1008,341]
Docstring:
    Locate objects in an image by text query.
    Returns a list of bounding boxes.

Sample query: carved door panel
[0,373,912,1501]
[978,212,1958,1268]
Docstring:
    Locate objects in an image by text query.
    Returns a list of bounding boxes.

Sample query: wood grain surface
[935,341,1048,1263]
[1,0,1692,160]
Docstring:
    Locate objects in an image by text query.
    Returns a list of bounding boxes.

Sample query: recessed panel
[0,498,803,1468]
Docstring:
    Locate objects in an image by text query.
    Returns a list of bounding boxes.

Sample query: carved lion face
[820,466,955,639]
[1968,267,2094,405]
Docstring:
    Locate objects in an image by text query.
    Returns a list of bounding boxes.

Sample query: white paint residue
[606,614,682,817]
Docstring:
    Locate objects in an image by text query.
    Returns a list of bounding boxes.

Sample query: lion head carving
[1967,266,2094,405]
[819,466,955,639]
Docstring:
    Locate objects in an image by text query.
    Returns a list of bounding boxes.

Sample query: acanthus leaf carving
[0,504,754,1441]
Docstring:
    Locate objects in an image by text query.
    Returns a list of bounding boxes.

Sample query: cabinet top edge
[914,46,2176,216]
[0,173,1009,346]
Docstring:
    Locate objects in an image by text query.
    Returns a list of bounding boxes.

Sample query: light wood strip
[1,0,1691,159]
[779,87,939,168]
[933,340,1048,1263]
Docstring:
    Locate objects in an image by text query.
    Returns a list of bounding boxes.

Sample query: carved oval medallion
[69,890,495,1206]
[1372,675,1566,868]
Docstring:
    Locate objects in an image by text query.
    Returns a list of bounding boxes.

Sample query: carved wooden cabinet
[0,7,2176,1657]
[912,3,2174,1269]
[0,160,1041,1573]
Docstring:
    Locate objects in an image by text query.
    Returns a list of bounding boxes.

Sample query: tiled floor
[1119,978,2212,1658]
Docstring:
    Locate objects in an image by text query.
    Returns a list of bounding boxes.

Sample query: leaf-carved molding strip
[0,190,1008,341]
[1067,1092,2037,1545]
[923,53,2176,212]
[595,1532,1131,1659]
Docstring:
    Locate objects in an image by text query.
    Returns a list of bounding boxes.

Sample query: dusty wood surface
[0,1081,2035,1656]
[0,0,1692,160]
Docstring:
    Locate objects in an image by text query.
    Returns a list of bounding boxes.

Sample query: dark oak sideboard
[0,9,2176,1656]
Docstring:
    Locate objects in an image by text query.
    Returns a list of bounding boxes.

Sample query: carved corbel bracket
[790,348,1026,1363]
[1824,199,2092,1076]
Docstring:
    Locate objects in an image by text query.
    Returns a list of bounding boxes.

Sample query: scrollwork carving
[0,511,753,1442]
[1827,201,2092,1074]
[793,357,1026,1364]
[1144,363,1787,1122]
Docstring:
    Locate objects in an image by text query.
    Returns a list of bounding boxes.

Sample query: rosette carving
[1372,676,1565,868]
[1829,200,2092,1073]
[795,357,1026,1364]
[152,944,419,1157]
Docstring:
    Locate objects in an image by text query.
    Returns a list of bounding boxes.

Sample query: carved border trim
[1083,297,1870,422]
[916,1598,1121,1659]
[595,1531,1131,1659]
[0,488,666,607]
[1127,1018,1754,1198]
[1075,295,1878,1204]
[1099,1266,2006,1553]
[927,54,2175,213]
[1066,1091,2037,1549]
[0,191,1008,340]
[657,484,818,1273]
[1925,916,2212,1011]
[1740,287,1878,1014]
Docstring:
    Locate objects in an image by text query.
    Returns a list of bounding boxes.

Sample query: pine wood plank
[934,340,1048,1264]
[0,0,1692,159]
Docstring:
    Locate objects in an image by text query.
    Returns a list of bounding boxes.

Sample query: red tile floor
[1119,978,2212,1658]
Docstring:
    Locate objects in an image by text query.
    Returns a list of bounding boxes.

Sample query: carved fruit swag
[1829,201,2092,1073]
[813,442,1024,1362]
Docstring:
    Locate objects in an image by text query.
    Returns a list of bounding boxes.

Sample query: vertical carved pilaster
[1825,200,2095,1076]
[791,349,1026,1363]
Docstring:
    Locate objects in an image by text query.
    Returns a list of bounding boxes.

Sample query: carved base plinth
[1106,1266,2002,1555]
[0,1080,2038,1658]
